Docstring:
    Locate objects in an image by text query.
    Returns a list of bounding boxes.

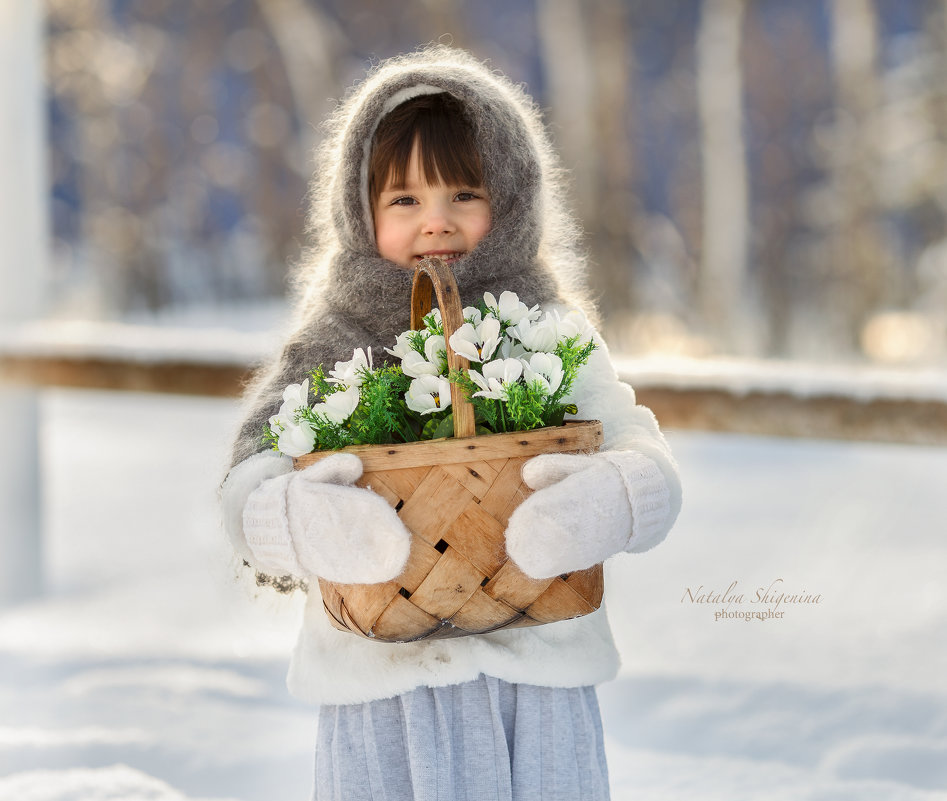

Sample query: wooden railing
[0,320,265,397]
[613,357,947,446]
[2,320,946,446]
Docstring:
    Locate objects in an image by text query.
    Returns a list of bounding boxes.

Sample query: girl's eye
[390,196,417,206]
[455,191,482,202]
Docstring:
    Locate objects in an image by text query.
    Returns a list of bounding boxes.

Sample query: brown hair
[368,92,484,209]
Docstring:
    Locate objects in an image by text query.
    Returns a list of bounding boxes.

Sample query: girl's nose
[422,206,456,235]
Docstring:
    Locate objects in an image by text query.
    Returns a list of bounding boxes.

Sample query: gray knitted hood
[231,45,591,466]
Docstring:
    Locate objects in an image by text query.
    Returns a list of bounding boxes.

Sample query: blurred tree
[696,0,753,353]
[536,0,639,338]
[257,0,345,160]
[46,0,306,314]
[826,0,889,354]
[742,3,834,357]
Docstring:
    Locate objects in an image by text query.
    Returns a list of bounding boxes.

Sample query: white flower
[401,350,441,378]
[270,395,302,433]
[385,331,417,359]
[553,308,593,344]
[312,385,359,424]
[423,308,442,329]
[281,379,310,411]
[267,407,289,435]
[268,379,315,456]
[271,399,297,428]
[498,338,529,360]
[405,375,452,415]
[521,351,563,395]
[269,415,316,457]
[470,358,523,400]
[328,347,373,387]
[423,334,447,372]
[483,291,540,325]
[448,317,502,363]
[462,306,483,327]
[510,315,559,353]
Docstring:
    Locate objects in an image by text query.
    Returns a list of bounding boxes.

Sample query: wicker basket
[294,257,605,642]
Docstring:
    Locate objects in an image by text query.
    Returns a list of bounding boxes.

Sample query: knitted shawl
[230,45,593,467]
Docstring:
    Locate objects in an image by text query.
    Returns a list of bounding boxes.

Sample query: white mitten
[242,452,411,584]
[505,451,671,579]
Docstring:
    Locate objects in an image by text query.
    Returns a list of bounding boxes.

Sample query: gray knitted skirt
[313,674,610,801]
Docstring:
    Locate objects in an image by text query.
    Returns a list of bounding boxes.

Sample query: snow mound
[0,764,238,801]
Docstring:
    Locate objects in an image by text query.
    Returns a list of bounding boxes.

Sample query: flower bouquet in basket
[264,258,606,642]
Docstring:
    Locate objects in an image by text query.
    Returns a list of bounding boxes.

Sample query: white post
[0,1,47,604]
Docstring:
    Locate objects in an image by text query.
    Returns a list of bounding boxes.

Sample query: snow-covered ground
[0,388,945,800]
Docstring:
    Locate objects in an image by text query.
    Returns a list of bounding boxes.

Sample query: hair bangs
[369,93,483,207]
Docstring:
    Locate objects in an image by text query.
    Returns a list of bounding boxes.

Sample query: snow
[0,311,287,367]
[614,354,947,403]
[1,388,946,799]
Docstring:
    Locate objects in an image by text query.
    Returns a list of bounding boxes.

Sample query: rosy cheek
[473,213,492,246]
[374,221,396,260]
[373,216,415,268]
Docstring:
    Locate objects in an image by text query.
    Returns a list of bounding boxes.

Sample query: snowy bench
[0,319,277,397]
[613,356,947,447]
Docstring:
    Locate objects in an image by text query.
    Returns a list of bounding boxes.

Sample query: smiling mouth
[416,252,466,264]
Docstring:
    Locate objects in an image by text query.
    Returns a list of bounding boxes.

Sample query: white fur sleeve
[219,451,300,574]
[564,326,683,548]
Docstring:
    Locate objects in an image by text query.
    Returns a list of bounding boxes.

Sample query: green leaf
[307,365,337,399]
[432,413,455,439]
[262,421,280,450]
[546,406,567,427]
[408,330,429,355]
[420,416,440,439]
[423,310,444,335]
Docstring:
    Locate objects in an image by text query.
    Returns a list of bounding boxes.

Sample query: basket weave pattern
[294,258,605,642]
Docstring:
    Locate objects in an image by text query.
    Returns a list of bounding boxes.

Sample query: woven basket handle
[410,257,476,439]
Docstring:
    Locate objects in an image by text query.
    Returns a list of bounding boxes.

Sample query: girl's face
[373,141,492,270]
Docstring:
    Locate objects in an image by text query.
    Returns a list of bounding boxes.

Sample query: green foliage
[407,330,429,356]
[420,410,455,440]
[448,368,499,432]
[262,421,280,450]
[298,406,352,450]
[422,310,444,336]
[447,337,596,434]
[505,379,549,431]
[349,365,414,445]
[307,364,337,398]
[295,364,429,449]
[550,336,596,406]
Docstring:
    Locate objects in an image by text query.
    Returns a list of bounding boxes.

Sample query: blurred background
[39,0,947,365]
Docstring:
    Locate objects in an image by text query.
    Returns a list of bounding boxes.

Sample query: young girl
[221,45,682,801]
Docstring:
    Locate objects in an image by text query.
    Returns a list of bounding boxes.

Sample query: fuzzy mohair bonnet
[230,45,593,466]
